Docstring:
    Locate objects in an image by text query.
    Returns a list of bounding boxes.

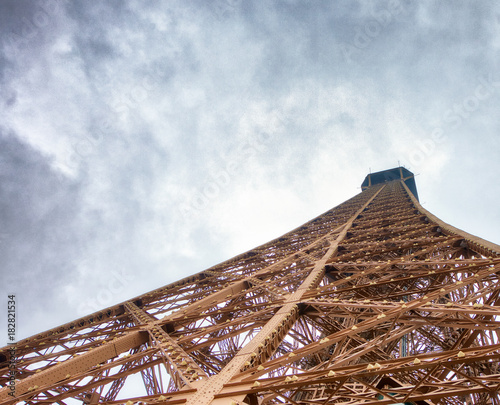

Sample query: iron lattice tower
[2,167,500,405]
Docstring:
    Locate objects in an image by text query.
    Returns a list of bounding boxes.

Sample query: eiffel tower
[2,166,500,405]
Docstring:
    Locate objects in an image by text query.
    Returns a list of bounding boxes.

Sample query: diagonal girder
[124,301,208,387]
[184,183,386,405]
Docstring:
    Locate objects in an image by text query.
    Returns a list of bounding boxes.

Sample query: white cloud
[1,0,499,340]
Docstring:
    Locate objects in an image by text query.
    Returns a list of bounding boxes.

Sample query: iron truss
[1,178,500,405]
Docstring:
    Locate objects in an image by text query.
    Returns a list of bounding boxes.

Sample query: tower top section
[361,166,419,201]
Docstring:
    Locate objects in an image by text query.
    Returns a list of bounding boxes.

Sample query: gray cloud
[0,130,82,327]
[0,0,499,338]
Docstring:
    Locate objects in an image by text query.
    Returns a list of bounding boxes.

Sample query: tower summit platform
[361,166,419,201]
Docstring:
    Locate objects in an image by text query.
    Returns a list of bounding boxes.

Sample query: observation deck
[361,166,419,201]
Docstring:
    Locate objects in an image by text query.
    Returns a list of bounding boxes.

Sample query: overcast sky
[1,0,499,340]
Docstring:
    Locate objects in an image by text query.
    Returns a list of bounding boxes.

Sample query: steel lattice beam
[1,167,500,405]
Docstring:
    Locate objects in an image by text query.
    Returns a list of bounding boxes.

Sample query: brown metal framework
[2,170,500,405]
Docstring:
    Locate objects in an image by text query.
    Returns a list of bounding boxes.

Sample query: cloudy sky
[1,0,499,340]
